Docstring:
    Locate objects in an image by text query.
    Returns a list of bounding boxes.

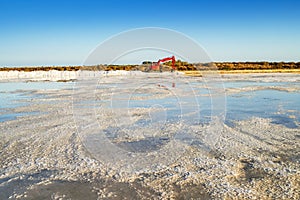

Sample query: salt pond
[0,72,299,199]
[0,81,74,122]
[2,74,298,127]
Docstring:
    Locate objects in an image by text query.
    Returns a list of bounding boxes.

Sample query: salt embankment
[0,70,152,82]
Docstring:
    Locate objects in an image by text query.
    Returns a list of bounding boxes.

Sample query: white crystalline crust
[0,72,299,199]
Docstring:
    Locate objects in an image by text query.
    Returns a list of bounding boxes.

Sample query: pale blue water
[0,82,73,122]
[224,82,300,128]
[1,80,299,129]
[90,80,300,128]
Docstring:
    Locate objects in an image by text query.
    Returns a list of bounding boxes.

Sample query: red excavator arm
[158,56,176,70]
[151,56,176,71]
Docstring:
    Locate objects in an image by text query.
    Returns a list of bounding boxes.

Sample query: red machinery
[151,56,176,71]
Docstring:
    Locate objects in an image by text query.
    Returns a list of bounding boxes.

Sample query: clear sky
[0,0,299,66]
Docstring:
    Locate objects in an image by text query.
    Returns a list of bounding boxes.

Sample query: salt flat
[0,72,299,199]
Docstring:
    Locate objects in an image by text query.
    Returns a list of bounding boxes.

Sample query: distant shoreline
[0,62,300,73]
[184,69,300,76]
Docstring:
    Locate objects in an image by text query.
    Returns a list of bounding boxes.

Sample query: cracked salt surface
[0,72,299,199]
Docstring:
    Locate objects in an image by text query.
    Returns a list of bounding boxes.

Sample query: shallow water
[98,79,299,127]
[224,82,300,128]
[0,79,299,128]
[0,81,73,121]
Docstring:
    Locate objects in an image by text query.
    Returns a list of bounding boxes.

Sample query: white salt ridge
[0,70,186,82]
[0,70,140,82]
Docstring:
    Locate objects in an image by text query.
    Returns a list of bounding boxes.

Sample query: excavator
[147,56,176,72]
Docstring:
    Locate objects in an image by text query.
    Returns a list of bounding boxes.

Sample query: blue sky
[0,0,299,66]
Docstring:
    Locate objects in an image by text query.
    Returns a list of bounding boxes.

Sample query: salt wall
[0,70,142,81]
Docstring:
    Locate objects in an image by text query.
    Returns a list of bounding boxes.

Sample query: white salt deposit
[0,72,299,199]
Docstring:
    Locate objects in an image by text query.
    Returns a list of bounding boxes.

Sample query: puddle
[225,85,300,128]
[0,111,40,122]
[0,170,57,200]
[0,81,73,122]
[116,137,170,153]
